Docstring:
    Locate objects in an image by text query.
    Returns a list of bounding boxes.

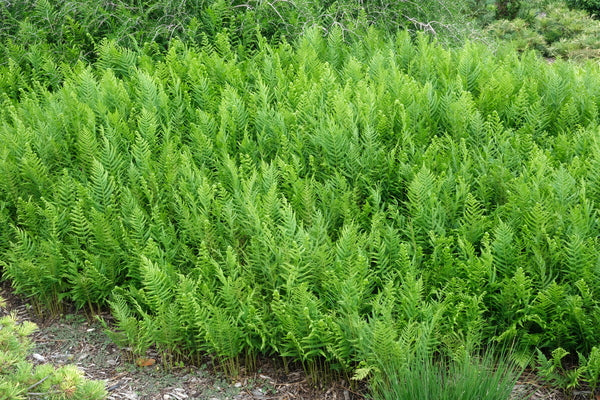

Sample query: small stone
[171,389,188,399]
[32,353,46,362]
[234,382,242,388]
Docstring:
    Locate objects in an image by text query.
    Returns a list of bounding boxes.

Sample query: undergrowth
[0,0,479,68]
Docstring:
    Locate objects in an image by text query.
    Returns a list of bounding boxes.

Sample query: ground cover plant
[2,5,600,398]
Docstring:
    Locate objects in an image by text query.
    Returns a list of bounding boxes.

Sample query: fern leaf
[140,256,174,312]
[90,159,116,214]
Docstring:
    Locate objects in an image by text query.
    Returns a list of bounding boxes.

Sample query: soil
[0,283,584,400]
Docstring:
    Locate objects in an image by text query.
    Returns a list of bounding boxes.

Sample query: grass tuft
[370,349,525,400]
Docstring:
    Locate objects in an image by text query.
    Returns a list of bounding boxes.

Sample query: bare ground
[0,284,582,400]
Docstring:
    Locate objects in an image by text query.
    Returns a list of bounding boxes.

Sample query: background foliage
[565,0,600,14]
[0,0,477,64]
[486,1,600,59]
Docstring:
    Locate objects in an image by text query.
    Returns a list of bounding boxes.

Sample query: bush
[535,3,590,43]
[485,18,548,53]
[550,32,600,59]
[565,0,600,15]
[486,2,600,59]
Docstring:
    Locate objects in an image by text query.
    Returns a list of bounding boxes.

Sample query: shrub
[485,18,548,53]
[534,3,590,43]
[565,0,600,15]
[550,32,600,59]
[535,3,600,58]
[486,2,600,59]
[496,0,522,19]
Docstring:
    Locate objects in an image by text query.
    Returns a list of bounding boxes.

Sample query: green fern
[3,23,600,390]
[139,256,174,312]
[89,159,117,214]
[491,221,518,278]
[97,39,137,78]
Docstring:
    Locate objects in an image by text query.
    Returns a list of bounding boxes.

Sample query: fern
[75,128,98,173]
[135,70,160,112]
[491,221,518,278]
[19,146,51,199]
[406,166,443,248]
[106,290,151,355]
[89,159,117,214]
[70,199,91,243]
[139,256,174,312]
[73,67,99,108]
[174,275,206,354]
[564,234,595,281]
[96,39,137,78]
[66,258,113,312]
[3,23,600,388]
[459,193,487,245]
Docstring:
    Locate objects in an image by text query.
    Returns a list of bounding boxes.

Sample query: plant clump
[486,1,600,59]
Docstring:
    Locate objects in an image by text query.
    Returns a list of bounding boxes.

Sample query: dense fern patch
[1,29,600,388]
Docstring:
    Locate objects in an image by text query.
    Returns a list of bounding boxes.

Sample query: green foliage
[566,0,600,14]
[0,0,479,74]
[485,19,547,53]
[370,347,524,400]
[496,0,523,19]
[0,297,106,399]
[486,2,600,59]
[1,25,600,392]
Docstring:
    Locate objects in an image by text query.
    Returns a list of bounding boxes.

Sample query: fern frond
[140,256,174,312]
[74,67,99,108]
[99,135,125,179]
[89,159,117,214]
[459,193,487,245]
[96,39,137,78]
[491,221,518,278]
[70,199,91,242]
